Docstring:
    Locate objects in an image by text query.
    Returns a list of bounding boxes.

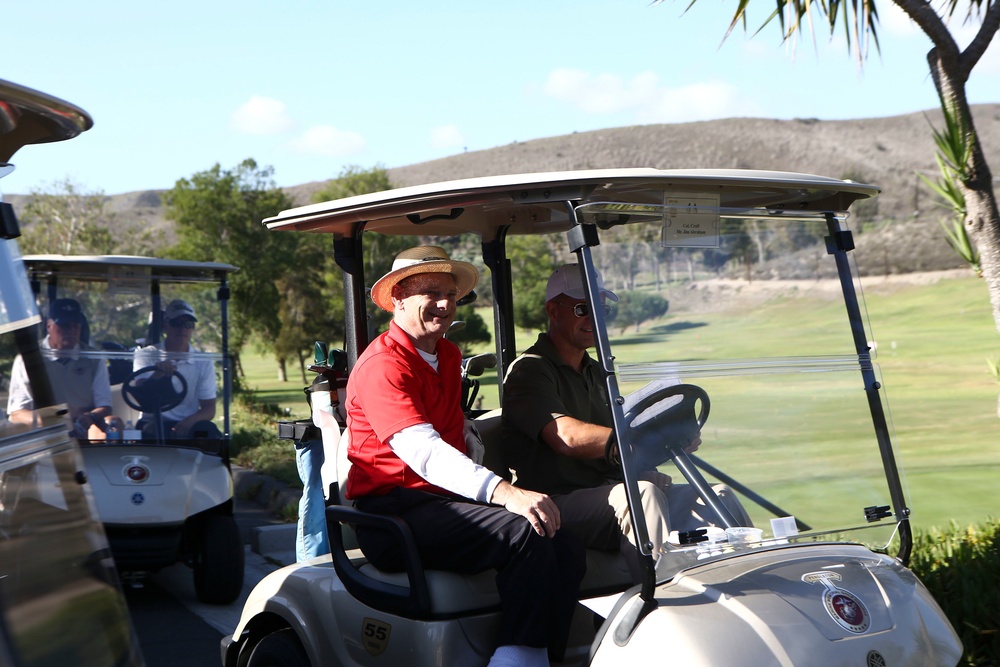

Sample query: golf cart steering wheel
[122,366,189,414]
[620,384,710,470]
[618,383,741,530]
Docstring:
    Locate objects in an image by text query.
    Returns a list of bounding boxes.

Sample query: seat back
[475,409,512,482]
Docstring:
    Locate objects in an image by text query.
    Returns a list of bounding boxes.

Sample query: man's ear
[390,283,405,308]
[544,300,559,320]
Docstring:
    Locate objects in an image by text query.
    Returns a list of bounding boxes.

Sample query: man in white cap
[133,299,219,439]
[345,246,584,667]
[501,264,748,578]
[7,297,115,438]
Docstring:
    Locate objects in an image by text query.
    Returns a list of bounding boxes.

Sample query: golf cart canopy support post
[824,216,913,563]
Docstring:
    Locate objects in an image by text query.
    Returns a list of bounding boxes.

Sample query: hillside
[8,104,1000,272]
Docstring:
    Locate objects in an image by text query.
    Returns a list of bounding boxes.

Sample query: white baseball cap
[545,264,618,303]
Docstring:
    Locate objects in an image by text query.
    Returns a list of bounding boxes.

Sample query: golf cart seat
[327,430,504,618]
[326,410,634,620]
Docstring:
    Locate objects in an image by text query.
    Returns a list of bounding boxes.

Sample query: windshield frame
[562,202,909,591]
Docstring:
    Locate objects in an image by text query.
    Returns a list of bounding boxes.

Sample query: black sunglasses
[566,302,613,318]
[168,318,196,329]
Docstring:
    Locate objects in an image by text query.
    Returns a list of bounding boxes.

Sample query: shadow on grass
[608,320,708,347]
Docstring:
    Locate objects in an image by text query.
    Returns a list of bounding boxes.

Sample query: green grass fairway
[242,271,1000,532]
[240,353,313,420]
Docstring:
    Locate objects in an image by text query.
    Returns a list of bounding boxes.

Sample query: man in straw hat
[345,246,585,667]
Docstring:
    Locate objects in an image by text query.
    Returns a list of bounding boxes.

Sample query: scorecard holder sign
[661,193,721,248]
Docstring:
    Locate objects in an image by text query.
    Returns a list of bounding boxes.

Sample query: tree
[507,235,559,332]
[18,178,160,255]
[310,165,410,344]
[312,163,392,202]
[272,247,344,383]
[614,291,669,334]
[670,1,999,330]
[164,159,296,375]
[447,307,492,355]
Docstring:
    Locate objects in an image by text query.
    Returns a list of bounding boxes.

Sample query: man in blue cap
[7,298,114,438]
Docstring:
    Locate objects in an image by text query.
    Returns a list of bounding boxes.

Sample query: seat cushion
[355,546,632,615]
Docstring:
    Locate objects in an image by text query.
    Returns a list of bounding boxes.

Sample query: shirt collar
[41,335,81,361]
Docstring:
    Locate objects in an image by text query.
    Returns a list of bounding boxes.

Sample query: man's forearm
[541,416,612,459]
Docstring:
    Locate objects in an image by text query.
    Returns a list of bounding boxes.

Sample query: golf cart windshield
[17,255,237,451]
[570,202,905,580]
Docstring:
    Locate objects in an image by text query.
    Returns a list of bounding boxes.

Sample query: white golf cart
[223,170,962,665]
[20,254,245,604]
[0,79,143,665]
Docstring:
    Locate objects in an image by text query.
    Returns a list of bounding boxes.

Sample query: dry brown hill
[8,104,1000,272]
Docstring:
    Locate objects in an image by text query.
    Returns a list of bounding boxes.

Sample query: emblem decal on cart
[131,492,145,505]
[121,455,151,484]
[802,571,871,634]
[362,617,391,656]
[866,650,887,667]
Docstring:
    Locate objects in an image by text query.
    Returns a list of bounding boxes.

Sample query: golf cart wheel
[192,514,244,604]
[247,629,309,667]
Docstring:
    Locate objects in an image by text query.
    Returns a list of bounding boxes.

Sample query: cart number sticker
[802,571,871,634]
[661,193,721,248]
[362,617,391,656]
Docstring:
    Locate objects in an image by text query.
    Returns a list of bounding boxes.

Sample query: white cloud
[288,125,366,157]
[230,96,294,135]
[637,81,755,123]
[542,68,754,123]
[430,125,466,150]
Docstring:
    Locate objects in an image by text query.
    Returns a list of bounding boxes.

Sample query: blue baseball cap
[48,298,84,325]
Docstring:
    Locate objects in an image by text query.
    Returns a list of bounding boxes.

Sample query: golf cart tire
[193,514,244,605]
[246,629,309,667]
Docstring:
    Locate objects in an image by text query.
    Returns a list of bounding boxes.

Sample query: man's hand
[153,360,176,377]
[490,481,560,537]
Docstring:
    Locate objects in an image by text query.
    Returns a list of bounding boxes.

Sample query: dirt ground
[666,268,975,313]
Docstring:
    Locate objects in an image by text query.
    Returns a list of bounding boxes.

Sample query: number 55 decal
[362,617,392,656]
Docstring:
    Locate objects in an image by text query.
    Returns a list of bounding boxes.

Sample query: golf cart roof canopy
[264,168,880,239]
[21,255,239,282]
[0,78,93,164]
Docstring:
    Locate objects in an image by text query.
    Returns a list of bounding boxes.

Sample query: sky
[3,1,998,197]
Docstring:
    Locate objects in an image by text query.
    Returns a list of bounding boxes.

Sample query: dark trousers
[356,488,586,655]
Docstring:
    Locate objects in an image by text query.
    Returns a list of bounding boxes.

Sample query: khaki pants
[553,473,751,575]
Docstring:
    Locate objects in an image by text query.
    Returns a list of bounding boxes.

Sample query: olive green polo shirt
[501,333,620,495]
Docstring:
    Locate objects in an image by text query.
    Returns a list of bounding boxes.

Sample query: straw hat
[370,245,479,312]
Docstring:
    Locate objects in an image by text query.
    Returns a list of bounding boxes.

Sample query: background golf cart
[20,254,245,605]
[224,169,961,666]
[0,79,144,666]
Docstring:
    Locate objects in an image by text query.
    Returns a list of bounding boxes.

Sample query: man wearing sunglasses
[132,299,219,439]
[501,265,747,579]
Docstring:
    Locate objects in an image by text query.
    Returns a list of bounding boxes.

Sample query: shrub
[230,389,301,489]
[910,519,1000,666]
